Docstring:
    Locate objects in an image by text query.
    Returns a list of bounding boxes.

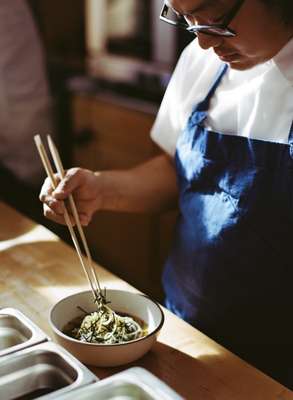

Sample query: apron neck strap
[207,63,228,100]
[288,120,293,158]
[196,63,228,112]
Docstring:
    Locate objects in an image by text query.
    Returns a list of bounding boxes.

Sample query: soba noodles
[64,297,147,344]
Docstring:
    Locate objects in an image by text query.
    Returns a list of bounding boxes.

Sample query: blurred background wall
[26,0,192,301]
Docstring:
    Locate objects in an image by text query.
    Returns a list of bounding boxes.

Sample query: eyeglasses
[159,0,245,37]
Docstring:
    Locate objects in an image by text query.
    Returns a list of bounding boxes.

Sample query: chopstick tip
[47,134,55,148]
[34,134,42,146]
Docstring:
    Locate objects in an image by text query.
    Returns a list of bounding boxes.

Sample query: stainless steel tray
[50,367,183,400]
[0,308,49,357]
[0,341,98,400]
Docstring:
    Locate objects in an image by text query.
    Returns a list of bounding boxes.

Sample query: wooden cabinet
[71,93,177,301]
[72,95,158,170]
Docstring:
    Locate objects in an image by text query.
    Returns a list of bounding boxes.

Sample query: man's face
[169,0,293,70]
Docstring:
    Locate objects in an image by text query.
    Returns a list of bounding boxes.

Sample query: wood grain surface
[0,201,291,400]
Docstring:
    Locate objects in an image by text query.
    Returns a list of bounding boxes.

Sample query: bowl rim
[49,289,165,347]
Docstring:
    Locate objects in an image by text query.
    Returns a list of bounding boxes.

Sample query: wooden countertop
[0,201,291,400]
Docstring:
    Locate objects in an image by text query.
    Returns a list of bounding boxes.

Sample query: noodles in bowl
[49,289,164,367]
[63,305,148,344]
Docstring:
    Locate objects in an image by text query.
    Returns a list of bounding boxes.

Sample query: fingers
[39,176,65,215]
[39,168,97,226]
[43,204,68,225]
[52,168,85,200]
[42,196,96,227]
[43,203,93,226]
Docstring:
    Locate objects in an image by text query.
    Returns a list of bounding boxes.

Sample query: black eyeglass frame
[159,0,245,37]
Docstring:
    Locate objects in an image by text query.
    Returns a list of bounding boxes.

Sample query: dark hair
[262,0,293,25]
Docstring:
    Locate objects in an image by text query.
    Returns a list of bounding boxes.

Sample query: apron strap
[288,120,293,159]
[196,63,228,112]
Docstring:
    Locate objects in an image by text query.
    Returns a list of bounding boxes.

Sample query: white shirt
[0,0,53,185]
[151,38,293,156]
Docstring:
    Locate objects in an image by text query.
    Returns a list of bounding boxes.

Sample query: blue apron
[163,63,293,387]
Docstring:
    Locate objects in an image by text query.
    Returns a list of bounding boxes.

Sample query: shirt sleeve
[150,41,197,156]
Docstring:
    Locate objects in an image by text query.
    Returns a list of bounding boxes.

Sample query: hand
[39,167,101,226]
[39,155,178,225]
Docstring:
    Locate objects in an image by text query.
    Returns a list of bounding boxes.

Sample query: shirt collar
[273,36,293,84]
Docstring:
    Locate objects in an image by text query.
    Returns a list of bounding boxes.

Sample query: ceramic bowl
[49,289,164,367]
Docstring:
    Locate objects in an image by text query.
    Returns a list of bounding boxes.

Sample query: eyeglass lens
[164,6,188,26]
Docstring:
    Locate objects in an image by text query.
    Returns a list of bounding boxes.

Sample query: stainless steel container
[49,367,183,400]
[0,341,98,400]
[0,308,48,357]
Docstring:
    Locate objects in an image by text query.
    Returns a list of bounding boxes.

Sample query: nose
[196,33,223,50]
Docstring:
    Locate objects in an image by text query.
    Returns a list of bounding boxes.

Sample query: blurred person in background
[0,0,54,223]
[39,0,293,389]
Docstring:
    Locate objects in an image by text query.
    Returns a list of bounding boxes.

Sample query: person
[0,0,54,223]
[39,0,293,389]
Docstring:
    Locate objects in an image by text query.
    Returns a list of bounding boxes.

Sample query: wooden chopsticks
[34,134,103,304]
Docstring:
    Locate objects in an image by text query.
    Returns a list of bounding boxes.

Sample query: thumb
[53,168,84,200]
